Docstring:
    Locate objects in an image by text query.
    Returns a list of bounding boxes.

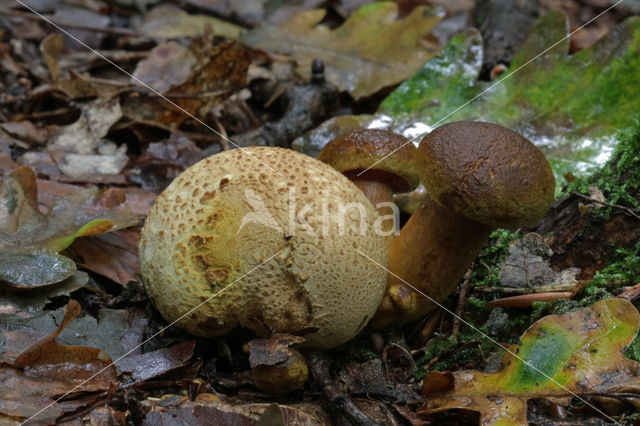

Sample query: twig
[211,115,230,151]
[389,342,418,375]
[570,190,640,220]
[475,283,578,294]
[0,8,147,38]
[451,267,473,339]
[617,282,640,302]
[307,352,383,426]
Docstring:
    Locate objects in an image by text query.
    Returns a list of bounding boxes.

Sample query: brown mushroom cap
[139,147,388,349]
[418,121,555,229]
[318,129,420,193]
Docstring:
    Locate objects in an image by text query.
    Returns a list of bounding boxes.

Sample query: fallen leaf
[242,2,442,99]
[116,340,195,384]
[497,233,580,292]
[248,334,306,368]
[141,397,330,425]
[52,5,110,49]
[121,40,250,128]
[0,121,46,146]
[132,42,197,93]
[48,97,127,180]
[419,298,640,424]
[138,5,242,40]
[0,300,117,424]
[68,228,140,285]
[0,271,87,323]
[340,359,419,403]
[127,132,205,193]
[0,166,139,289]
[40,33,63,82]
[56,308,148,360]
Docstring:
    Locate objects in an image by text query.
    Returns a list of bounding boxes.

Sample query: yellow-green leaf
[138,5,242,40]
[419,298,640,424]
[0,167,139,289]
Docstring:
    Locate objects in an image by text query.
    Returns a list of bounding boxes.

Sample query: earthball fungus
[139,147,388,349]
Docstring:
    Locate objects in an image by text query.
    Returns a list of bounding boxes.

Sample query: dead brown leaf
[0,300,118,424]
[121,40,250,129]
[115,341,195,384]
[69,228,140,285]
[132,42,197,93]
[40,33,63,82]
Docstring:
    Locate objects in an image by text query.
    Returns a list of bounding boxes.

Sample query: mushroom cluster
[139,147,388,349]
[317,122,555,327]
[380,121,555,325]
[140,121,555,351]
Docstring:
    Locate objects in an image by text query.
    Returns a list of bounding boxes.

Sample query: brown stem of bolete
[370,196,492,328]
[349,176,393,207]
[346,173,398,236]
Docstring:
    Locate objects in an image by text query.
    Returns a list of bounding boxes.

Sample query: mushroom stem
[348,175,393,207]
[371,197,492,327]
[371,121,556,327]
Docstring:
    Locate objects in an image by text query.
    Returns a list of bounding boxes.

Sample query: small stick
[210,115,230,151]
[486,291,574,307]
[570,190,640,220]
[451,267,473,339]
[617,282,640,302]
[307,352,383,426]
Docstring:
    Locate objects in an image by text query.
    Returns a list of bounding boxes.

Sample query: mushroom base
[371,197,492,327]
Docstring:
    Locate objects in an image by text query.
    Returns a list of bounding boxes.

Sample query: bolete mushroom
[318,129,419,234]
[139,147,388,349]
[372,121,556,327]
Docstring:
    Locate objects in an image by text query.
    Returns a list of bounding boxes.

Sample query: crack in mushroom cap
[418,121,556,229]
[139,147,388,349]
[319,129,420,192]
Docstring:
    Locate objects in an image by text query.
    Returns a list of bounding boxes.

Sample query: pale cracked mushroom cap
[139,147,388,349]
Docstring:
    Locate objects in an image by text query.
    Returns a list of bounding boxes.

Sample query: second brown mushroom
[371,121,556,327]
[318,129,419,235]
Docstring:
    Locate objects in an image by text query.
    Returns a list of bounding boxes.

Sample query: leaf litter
[0,1,638,424]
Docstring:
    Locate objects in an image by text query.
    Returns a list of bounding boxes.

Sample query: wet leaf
[295,12,640,183]
[242,2,443,99]
[0,300,117,424]
[1,301,147,364]
[0,166,138,289]
[0,250,76,288]
[141,398,330,425]
[127,132,205,193]
[419,298,640,424]
[248,334,306,368]
[0,272,87,325]
[0,121,46,146]
[115,340,195,383]
[138,5,242,39]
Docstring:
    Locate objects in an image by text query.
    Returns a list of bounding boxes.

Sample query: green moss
[624,334,640,363]
[471,229,521,288]
[414,326,497,379]
[570,119,640,219]
[590,241,640,290]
